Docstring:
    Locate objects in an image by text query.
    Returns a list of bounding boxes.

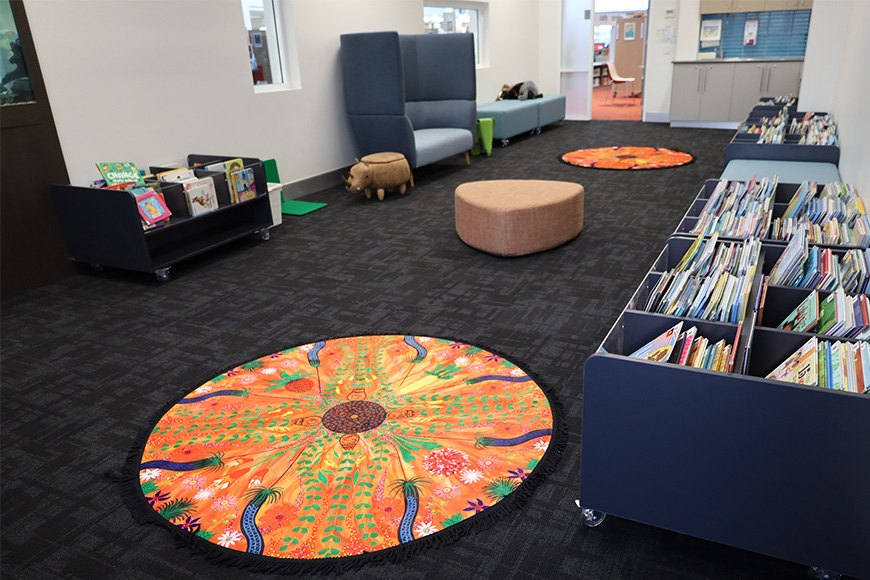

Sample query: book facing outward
[777,290,819,333]
[96,162,146,187]
[630,321,682,362]
[628,321,732,373]
[766,336,818,386]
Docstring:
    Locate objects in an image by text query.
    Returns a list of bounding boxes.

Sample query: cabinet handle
[766,65,774,93]
[697,66,702,92]
[703,66,708,92]
[759,67,765,92]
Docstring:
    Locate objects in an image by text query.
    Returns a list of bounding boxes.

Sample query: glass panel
[561,71,590,120]
[0,0,36,106]
[242,0,284,86]
[424,6,480,64]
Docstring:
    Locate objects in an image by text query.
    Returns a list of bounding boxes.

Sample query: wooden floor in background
[592,84,641,121]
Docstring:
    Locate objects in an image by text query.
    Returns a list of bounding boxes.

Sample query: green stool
[471,117,495,157]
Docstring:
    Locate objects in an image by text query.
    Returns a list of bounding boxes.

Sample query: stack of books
[789,112,838,146]
[691,177,776,239]
[199,158,257,204]
[95,162,172,230]
[156,168,219,217]
[628,321,734,373]
[775,288,870,339]
[645,229,760,324]
[768,335,869,393]
[767,224,870,293]
[768,181,868,247]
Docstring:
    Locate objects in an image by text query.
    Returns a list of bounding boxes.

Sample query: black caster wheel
[575,500,607,527]
[259,228,271,241]
[90,263,104,272]
[155,268,171,282]
[501,139,510,147]
[808,567,841,580]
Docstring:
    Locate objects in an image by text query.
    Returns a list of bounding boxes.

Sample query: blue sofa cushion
[405,100,476,133]
[720,160,841,184]
[414,129,474,168]
[537,94,566,127]
[476,100,538,141]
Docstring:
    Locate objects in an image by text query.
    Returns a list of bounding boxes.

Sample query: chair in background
[605,62,636,107]
[339,31,476,171]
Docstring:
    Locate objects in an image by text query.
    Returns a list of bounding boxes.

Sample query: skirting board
[282,167,349,200]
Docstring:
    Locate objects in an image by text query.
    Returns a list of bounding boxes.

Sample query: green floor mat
[281,200,327,216]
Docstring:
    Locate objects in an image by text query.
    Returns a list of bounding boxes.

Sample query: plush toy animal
[342,153,412,200]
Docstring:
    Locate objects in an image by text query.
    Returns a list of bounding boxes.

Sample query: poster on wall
[744,19,759,46]
[700,19,722,43]
[625,22,636,41]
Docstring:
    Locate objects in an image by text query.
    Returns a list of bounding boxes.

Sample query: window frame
[423,1,490,68]
[241,0,300,93]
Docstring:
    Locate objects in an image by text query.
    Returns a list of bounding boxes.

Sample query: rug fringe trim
[118,332,568,575]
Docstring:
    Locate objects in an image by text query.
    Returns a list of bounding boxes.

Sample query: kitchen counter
[672,57,804,64]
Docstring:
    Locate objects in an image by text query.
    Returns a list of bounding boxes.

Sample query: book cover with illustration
[134,188,172,225]
[231,167,257,202]
[96,162,145,187]
[766,336,818,386]
[157,168,196,182]
[629,321,683,362]
[777,291,819,333]
[182,177,219,217]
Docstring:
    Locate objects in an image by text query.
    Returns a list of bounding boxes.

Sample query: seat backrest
[606,61,629,82]
[399,33,476,134]
[339,32,405,116]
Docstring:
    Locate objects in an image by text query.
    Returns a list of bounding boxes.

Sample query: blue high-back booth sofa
[339,31,476,170]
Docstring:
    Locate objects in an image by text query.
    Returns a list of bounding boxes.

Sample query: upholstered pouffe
[455,180,584,256]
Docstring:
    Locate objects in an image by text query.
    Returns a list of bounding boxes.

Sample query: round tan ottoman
[455,180,584,256]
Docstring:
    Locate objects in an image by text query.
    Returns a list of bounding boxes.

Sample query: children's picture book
[766,336,818,386]
[96,162,145,187]
[157,167,196,182]
[629,321,683,362]
[134,188,172,225]
[231,167,257,202]
[182,177,219,217]
[777,290,819,333]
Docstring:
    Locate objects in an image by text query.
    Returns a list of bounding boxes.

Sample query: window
[241,0,287,86]
[423,3,488,66]
[0,0,36,106]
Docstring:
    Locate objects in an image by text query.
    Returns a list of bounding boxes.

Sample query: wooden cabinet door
[670,64,704,121]
[699,63,735,121]
[732,0,766,12]
[730,62,766,121]
[763,61,802,99]
[763,0,799,10]
[700,0,734,13]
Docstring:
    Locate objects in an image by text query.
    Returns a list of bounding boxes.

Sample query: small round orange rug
[561,146,694,170]
[127,335,562,573]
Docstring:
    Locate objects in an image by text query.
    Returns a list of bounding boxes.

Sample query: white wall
[800,0,870,206]
[641,0,678,122]
[24,0,555,190]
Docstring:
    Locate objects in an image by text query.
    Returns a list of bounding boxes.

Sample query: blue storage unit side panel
[580,353,870,579]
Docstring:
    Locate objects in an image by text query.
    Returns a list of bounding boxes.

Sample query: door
[0,0,73,298]
[560,0,593,120]
[669,64,703,121]
[730,62,766,122]
[763,61,802,100]
[698,63,735,121]
[614,15,645,98]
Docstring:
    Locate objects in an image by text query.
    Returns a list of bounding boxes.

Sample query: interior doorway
[592,0,648,121]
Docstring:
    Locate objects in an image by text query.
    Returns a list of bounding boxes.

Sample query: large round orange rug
[127,335,562,572]
[561,146,694,170]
